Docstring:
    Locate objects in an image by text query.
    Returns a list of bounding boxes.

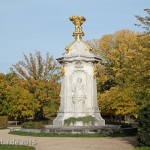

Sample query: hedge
[21,121,45,129]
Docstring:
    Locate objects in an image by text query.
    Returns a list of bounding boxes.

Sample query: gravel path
[0,129,138,150]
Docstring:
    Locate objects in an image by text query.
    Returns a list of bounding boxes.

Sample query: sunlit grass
[9,131,135,138]
[0,145,35,150]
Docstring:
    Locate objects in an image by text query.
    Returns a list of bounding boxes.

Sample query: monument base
[19,125,137,136]
[44,125,117,134]
[53,111,105,126]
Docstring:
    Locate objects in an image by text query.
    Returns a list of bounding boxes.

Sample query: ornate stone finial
[69,16,86,39]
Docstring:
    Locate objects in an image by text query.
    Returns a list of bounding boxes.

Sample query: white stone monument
[53,16,105,126]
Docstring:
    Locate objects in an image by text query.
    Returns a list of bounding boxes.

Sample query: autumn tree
[4,73,39,121]
[88,30,142,120]
[11,51,61,119]
[0,74,9,115]
[98,87,136,121]
[125,36,150,108]
[8,85,39,121]
[133,9,150,107]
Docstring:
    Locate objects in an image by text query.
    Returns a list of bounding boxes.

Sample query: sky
[0,0,149,74]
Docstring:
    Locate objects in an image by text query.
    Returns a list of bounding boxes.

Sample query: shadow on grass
[118,136,138,148]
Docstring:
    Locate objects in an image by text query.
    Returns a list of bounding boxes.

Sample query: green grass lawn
[0,128,7,130]
[9,131,135,138]
[0,145,35,150]
[136,147,150,150]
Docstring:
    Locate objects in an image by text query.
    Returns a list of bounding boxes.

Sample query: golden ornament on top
[69,16,86,38]
[65,16,93,54]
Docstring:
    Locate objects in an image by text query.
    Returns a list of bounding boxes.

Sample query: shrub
[64,116,97,126]
[138,104,150,146]
[121,128,138,136]
[0,116,8,128]
[120,124,132,128]
[21,121,45,129]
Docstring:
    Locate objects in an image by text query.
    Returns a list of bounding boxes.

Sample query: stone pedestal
[53,16,105,126]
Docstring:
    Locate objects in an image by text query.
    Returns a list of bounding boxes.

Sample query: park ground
[0,128,138,150]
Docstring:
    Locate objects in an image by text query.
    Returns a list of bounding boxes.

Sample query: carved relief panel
[71,69,87,113]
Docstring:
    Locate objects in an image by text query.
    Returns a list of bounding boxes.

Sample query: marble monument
[53,16,105,126]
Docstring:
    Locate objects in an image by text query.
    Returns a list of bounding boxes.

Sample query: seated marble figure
[72,77,86,98]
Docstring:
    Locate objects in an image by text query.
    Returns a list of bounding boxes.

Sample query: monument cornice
[56,55,101,64]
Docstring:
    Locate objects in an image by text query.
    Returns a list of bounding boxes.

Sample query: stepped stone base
[44,125,117,134]
[53,110,105,126]
[20,125,119,134]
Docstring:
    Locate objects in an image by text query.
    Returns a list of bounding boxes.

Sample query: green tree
[134,9,150,146]
[138,104,150,146]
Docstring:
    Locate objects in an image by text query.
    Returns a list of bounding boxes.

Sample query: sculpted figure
[72,77,86,112]
[72,77,85,97]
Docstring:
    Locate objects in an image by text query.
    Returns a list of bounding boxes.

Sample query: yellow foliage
[95,30,148,116]
[98,87,136,116]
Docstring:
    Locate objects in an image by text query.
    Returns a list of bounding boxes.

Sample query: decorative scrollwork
[61,64,65,77]
[93,64,97,78]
